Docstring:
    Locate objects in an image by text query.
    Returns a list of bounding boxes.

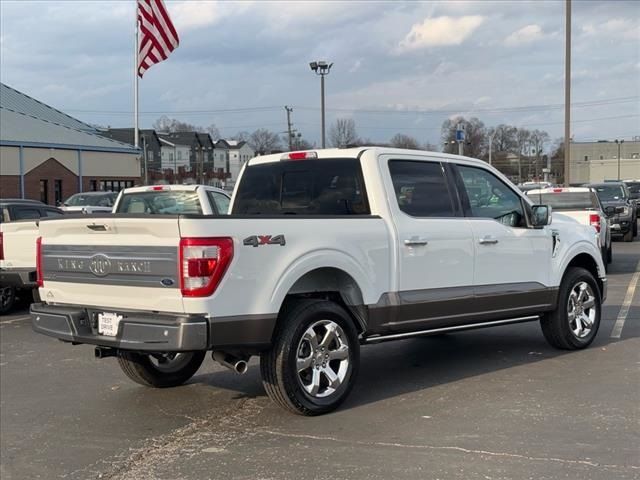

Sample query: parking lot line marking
[610,260,640,339]
[0,316,30,325]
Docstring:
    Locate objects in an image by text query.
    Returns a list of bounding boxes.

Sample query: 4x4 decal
[243,235,286,247]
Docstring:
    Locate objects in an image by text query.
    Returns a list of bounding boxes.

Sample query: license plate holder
[98,312,123,337]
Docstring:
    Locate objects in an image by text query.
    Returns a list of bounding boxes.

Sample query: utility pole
[285,106,294,150]
[564,0,572,186]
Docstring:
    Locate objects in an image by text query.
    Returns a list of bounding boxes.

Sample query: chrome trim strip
[363,315,539,343]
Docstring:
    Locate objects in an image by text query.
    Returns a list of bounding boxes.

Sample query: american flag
[137,0,179,77]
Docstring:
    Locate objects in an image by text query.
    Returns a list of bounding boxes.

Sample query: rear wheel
[260,299,359,415]
[117,350,206,387]
[541,267,601,350]
[0,286,16,314]
[623,229,633,242]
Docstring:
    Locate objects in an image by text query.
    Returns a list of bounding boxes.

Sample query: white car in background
[113,184,230,215]
[61,192,117,214]
[526,187,612,267]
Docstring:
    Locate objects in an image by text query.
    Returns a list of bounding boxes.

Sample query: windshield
[116,191,203,214]
[65,193,115,207]
[626,182,640,198]
[529,192,596,210]
[592,185,626,202]
[232,158,370,215]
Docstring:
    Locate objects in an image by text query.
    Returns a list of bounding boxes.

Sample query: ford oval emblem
[161,278,174,287]
[89,254,111,277]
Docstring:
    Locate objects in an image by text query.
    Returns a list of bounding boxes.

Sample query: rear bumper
[0,268,36,288]
[30,303,277,352]
[31,303,208,352]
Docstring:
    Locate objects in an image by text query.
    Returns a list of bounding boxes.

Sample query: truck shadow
[192,317,637,412]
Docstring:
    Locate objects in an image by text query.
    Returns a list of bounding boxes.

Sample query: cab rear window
[116,191,202,214]
[232,159,370,215]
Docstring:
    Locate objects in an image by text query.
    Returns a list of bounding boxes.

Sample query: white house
[227,140,255,185]
[158,136,191,171]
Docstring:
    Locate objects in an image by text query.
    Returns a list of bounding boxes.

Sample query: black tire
[0,286,16,315]
[633,218,638,237]
[601,247,608,272]
[260,299,360,416]
[607,244,612,264]
[623,229,633,242]
[117,350,206,388]
[540,267,601,350]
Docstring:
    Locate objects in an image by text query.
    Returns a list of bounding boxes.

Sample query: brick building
[0,83,140,204]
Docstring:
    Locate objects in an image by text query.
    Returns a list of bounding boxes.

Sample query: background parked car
[587,182,637,242]
[526,187,612,266]
[61,191,117,214]
[623,180,640,209]
[0,199,64,313]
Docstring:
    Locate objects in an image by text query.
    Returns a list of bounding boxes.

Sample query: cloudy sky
[1,0,639,148]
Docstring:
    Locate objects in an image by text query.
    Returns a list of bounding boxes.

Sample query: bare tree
[152,116,219,137]
[329,118,359,148]
[248,128,282,154]
[422,142,440,151]
[441,117,486,158]
[231,131,250,142]
[487,124,518,154]
[206,124,220,140]
[390,133,420,150]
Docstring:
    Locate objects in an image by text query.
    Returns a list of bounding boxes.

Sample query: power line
[61,96,639,117]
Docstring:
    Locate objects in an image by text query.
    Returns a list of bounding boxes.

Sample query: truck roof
[248,147,489,167]
[527,187,593,195]
[120,184,227,194]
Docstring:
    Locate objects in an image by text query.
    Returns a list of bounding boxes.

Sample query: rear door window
[388,160,456,217]
[12,207,42,220]
[207,191,230,215]
[233,158,369,215]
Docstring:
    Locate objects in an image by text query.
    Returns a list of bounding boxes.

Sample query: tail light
[0,232,4,260]
[36,237,43,287]
[179,237,233,297]
[589,214,601,233]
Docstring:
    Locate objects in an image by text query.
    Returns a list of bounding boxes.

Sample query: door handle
[404,236,428,246]
[478,236,499,245]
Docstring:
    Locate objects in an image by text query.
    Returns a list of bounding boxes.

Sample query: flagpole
[134,2,139,150]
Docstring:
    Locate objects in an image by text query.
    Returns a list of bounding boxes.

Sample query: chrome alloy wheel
[295,320,350,398]
[567,281,597,338]
[149,352,194,373]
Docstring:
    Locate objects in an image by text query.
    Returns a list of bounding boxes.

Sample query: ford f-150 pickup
[31,148,607,415]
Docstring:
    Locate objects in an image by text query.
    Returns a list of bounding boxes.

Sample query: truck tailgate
[39,216,185,312]
[0,220,39,269]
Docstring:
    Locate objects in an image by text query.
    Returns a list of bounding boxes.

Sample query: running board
[363,315,540,344]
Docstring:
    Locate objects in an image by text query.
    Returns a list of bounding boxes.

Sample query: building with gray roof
[0,83,141,203]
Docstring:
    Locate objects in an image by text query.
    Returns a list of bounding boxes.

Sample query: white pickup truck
[0,199,64,313]
[31,148,607,415]
[526,187,612,267]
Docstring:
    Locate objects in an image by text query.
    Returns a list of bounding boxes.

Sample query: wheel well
[566,253,603,295]
[278,268,367,334]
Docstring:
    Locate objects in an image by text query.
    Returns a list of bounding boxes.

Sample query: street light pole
[563,0,572,186]
[309,61,333,148]
[615,139,624,180]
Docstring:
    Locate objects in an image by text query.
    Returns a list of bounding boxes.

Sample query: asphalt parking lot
[1,240,638,480]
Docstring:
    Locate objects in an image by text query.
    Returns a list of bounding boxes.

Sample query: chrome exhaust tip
[212,351,248,375]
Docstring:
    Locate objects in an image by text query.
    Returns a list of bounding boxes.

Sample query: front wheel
[541,267,601,350]
[0,286,16,314]
[117,350,206,387]
[260,299,360,415]
[623,229,633,242]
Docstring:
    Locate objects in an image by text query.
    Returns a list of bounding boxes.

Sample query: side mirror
[531,205,552,228]
[604,206,615,217]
